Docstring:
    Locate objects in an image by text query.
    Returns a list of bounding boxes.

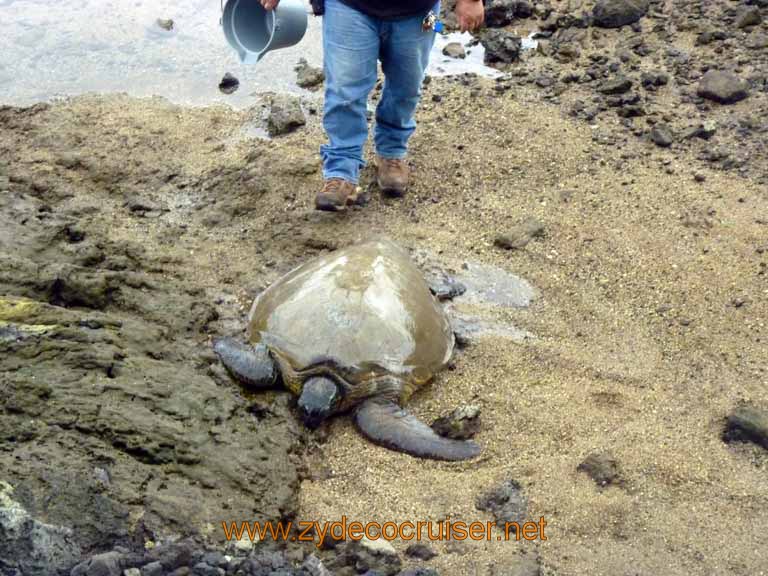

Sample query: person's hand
[455,0,484,32]
[260,0,279,10]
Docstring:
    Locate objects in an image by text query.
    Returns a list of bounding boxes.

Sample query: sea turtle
[213,239,480,461]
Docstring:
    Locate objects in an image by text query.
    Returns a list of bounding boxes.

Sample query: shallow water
[521,31,539,51]
[429,31,503,79]
[0,0,502,108]
[0,0,322,107]
[454,260,537,308]
[414,249,537,343]
[447,259,537,342]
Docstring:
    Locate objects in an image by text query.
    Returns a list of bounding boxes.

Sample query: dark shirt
[338,0,437,20]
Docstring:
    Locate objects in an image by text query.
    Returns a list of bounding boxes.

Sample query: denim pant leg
[374,4,438,159]
[320,0,380,184]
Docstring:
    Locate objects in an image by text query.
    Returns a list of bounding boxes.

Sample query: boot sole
[315,190,360,212]
[377,176,407,198]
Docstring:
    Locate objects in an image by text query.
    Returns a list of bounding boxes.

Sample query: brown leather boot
[375,155,409,197]
[315,178,359,212]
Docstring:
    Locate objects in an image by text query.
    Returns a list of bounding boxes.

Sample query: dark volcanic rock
[535,75,555,88]
[485,0,516,27]
[303,554,332,576]
[295,58,325,89]
[577,452,623,487]
[329,538,402,576]
[697,70,749,104]
[0,481,82,576]
[201,552,226,568]
[593,0,648,28]
[218,72,240,95]
[70,551,123,576]
[426,274,467,301]
[695,29,727,46]
[723,405,768,450]
[481,30,522,64]
[515,0,533,18]
[680,121,717,140]
[641,71,669,89]
[431,405,481,440]
[399,569,439,576]
[557,11,593,29]
[146,542,195,571]
[746,32,768,50]
[405,543,438,561]
[190,562,223,576]
[266,94,306,136]
[61,542,307,576]
[555,43,581,62]
[736,7,762,28]
[650,124,674,147]
[141,561,164,576]
[237,549,312,575]
[598,76,633,95]
[476,480,528,528]
[485,0,534,26]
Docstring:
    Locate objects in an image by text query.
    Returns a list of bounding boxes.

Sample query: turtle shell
[247,240,454,403]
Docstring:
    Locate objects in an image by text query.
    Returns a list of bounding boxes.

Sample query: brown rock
[494,217,545,250]
[442,42,467,59]
[577,452,623,487]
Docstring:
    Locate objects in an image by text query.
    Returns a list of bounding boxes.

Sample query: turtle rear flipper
[355,399,480,461]
[213,338,278,388]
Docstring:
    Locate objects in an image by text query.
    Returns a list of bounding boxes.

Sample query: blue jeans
[321,0,439,184]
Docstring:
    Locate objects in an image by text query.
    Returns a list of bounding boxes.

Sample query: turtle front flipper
[355,399,481,461]
[213,337,278,388]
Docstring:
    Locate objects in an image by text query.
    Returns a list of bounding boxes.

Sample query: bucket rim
[223,0,278,59]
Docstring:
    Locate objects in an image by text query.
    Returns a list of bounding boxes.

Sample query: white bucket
[221,0,309,63]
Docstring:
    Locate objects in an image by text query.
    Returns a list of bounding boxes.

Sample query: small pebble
[156,18,174,31]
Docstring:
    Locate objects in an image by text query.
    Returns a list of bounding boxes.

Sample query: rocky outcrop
[0,101,304,575]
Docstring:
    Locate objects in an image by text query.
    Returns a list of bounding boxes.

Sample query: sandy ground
[1,74,766,575]
[296,81,768,575]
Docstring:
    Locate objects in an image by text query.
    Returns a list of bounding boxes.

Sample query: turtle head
[298,376,340,429]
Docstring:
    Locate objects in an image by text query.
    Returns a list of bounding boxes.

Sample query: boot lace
[382,158,405,170]
[322,178,346,194]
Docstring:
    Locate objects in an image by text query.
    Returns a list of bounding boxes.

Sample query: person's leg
[320,0,380,184]
[374,3,439,161]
